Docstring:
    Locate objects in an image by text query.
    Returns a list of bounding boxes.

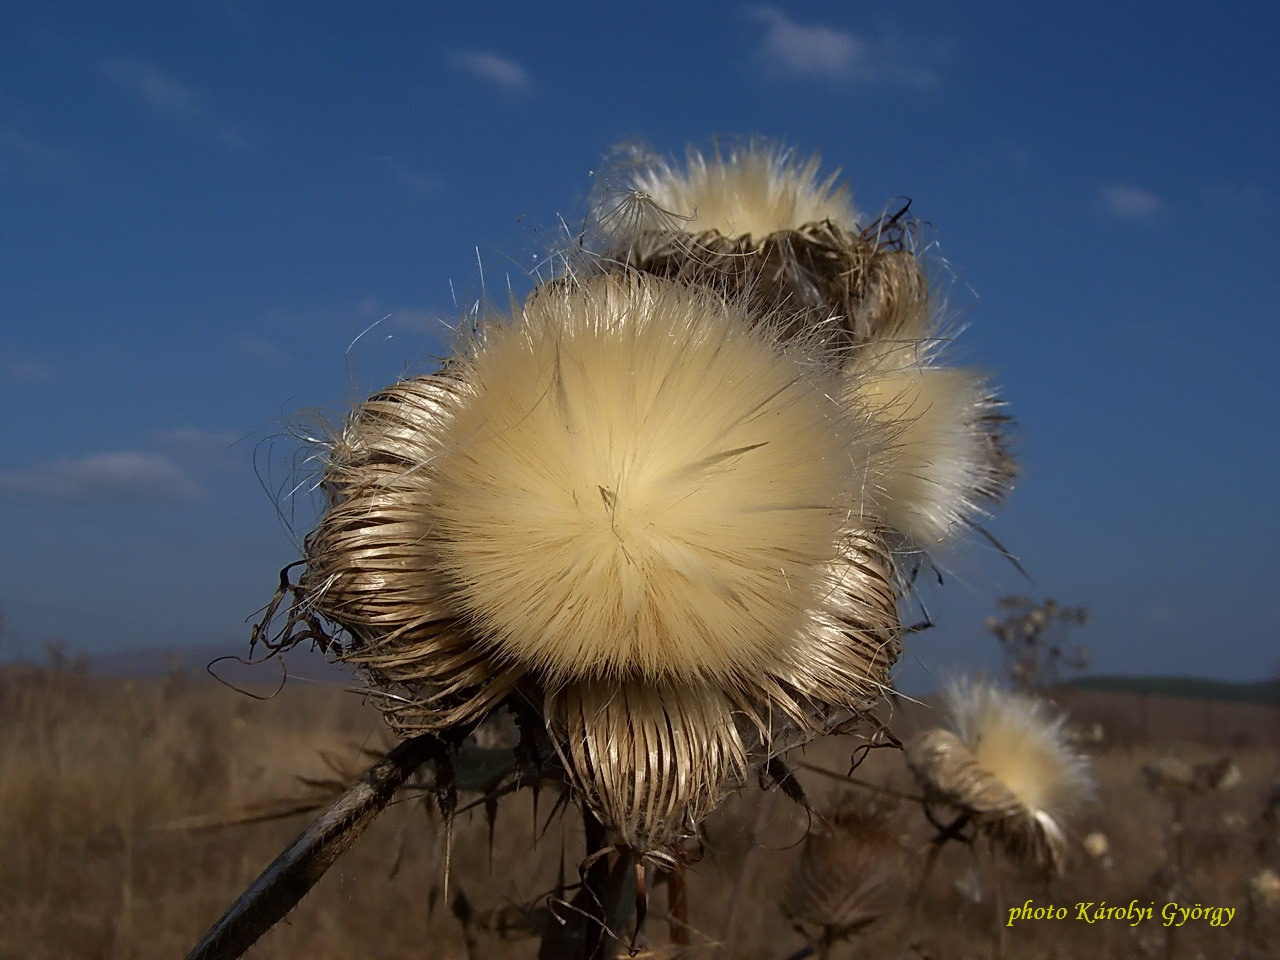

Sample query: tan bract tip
[432,273,853,685]
[630,143,857,240]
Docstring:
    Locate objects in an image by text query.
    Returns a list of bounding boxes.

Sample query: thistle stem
[668,861,690,946]
[182,733,442,960]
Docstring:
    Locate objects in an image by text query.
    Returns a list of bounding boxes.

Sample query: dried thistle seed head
[787,794,904,939]
[1251,868,1280,910]
[430,273,855,686]
[905,679,1093,871]
[625,142,858,240]
[851,361,1017,549]
[294,269,905,850]
[1081,830,1111,861]
[591,143,935,364]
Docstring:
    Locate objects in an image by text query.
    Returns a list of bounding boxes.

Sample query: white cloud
[449,51,530,89]
[0,452,205,502]
[746,7,944,87]
[100,57,250,151]
[1100,184,1164,221]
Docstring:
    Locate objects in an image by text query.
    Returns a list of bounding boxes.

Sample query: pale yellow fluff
[944,678,1093,830]
[628,143,859,239]
[854,358,1002,547]
[429,274,854,685]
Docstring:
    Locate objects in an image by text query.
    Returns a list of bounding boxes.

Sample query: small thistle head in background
[905,678,1094,872]
[1251,867,1280,911]
[1081,830,1113,869]
[786,793,906,950]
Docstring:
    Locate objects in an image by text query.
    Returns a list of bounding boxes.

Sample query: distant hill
[1064,674,1280,706]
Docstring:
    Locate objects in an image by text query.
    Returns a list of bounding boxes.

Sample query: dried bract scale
[905,679,1094,872]
[296,271,903,851]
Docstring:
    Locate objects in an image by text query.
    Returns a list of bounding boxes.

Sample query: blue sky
[2,1,1277,690]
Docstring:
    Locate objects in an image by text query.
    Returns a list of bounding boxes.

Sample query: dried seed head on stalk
[296,270,903,850]
[787,794,905,944]
[905,678,1093,871]
[261,141,1021,857]
[592,142,929,359]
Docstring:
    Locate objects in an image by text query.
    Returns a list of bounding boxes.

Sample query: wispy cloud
[0,452,206,502]
[99,57,250,151]
[449,51,531,90]
[101,58,199,114]
[236,335,290,363]
[2,357,55,384]
[1100,184,1164,221]
[746,7,945,87]
[380,156,441,197]
[1,130,74,169]
[1204,182,1276,212]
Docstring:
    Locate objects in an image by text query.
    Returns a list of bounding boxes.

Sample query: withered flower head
[301,271,900,850]
[905,678,1093,871]
[787,794,905,945]
[593,142,926,359]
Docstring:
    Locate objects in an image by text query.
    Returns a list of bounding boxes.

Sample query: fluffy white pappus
[852,359,1012,548]
[623,143,860,241]
[430,273,857,686]
[941,677,1094,831]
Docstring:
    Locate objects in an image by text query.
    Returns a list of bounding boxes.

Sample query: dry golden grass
[3,661,1276,960]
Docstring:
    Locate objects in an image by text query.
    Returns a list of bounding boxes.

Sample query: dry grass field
[2,657,1276,960]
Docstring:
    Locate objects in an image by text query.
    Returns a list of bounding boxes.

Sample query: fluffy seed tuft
[625,142,858,240]
[856,360,1016,548]
[432,273,853,685]
[906,678,1093,870]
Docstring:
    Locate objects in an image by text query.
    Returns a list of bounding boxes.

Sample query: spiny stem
[183,733,442,960]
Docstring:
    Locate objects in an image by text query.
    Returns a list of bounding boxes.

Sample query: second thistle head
[905,678,1094,871]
